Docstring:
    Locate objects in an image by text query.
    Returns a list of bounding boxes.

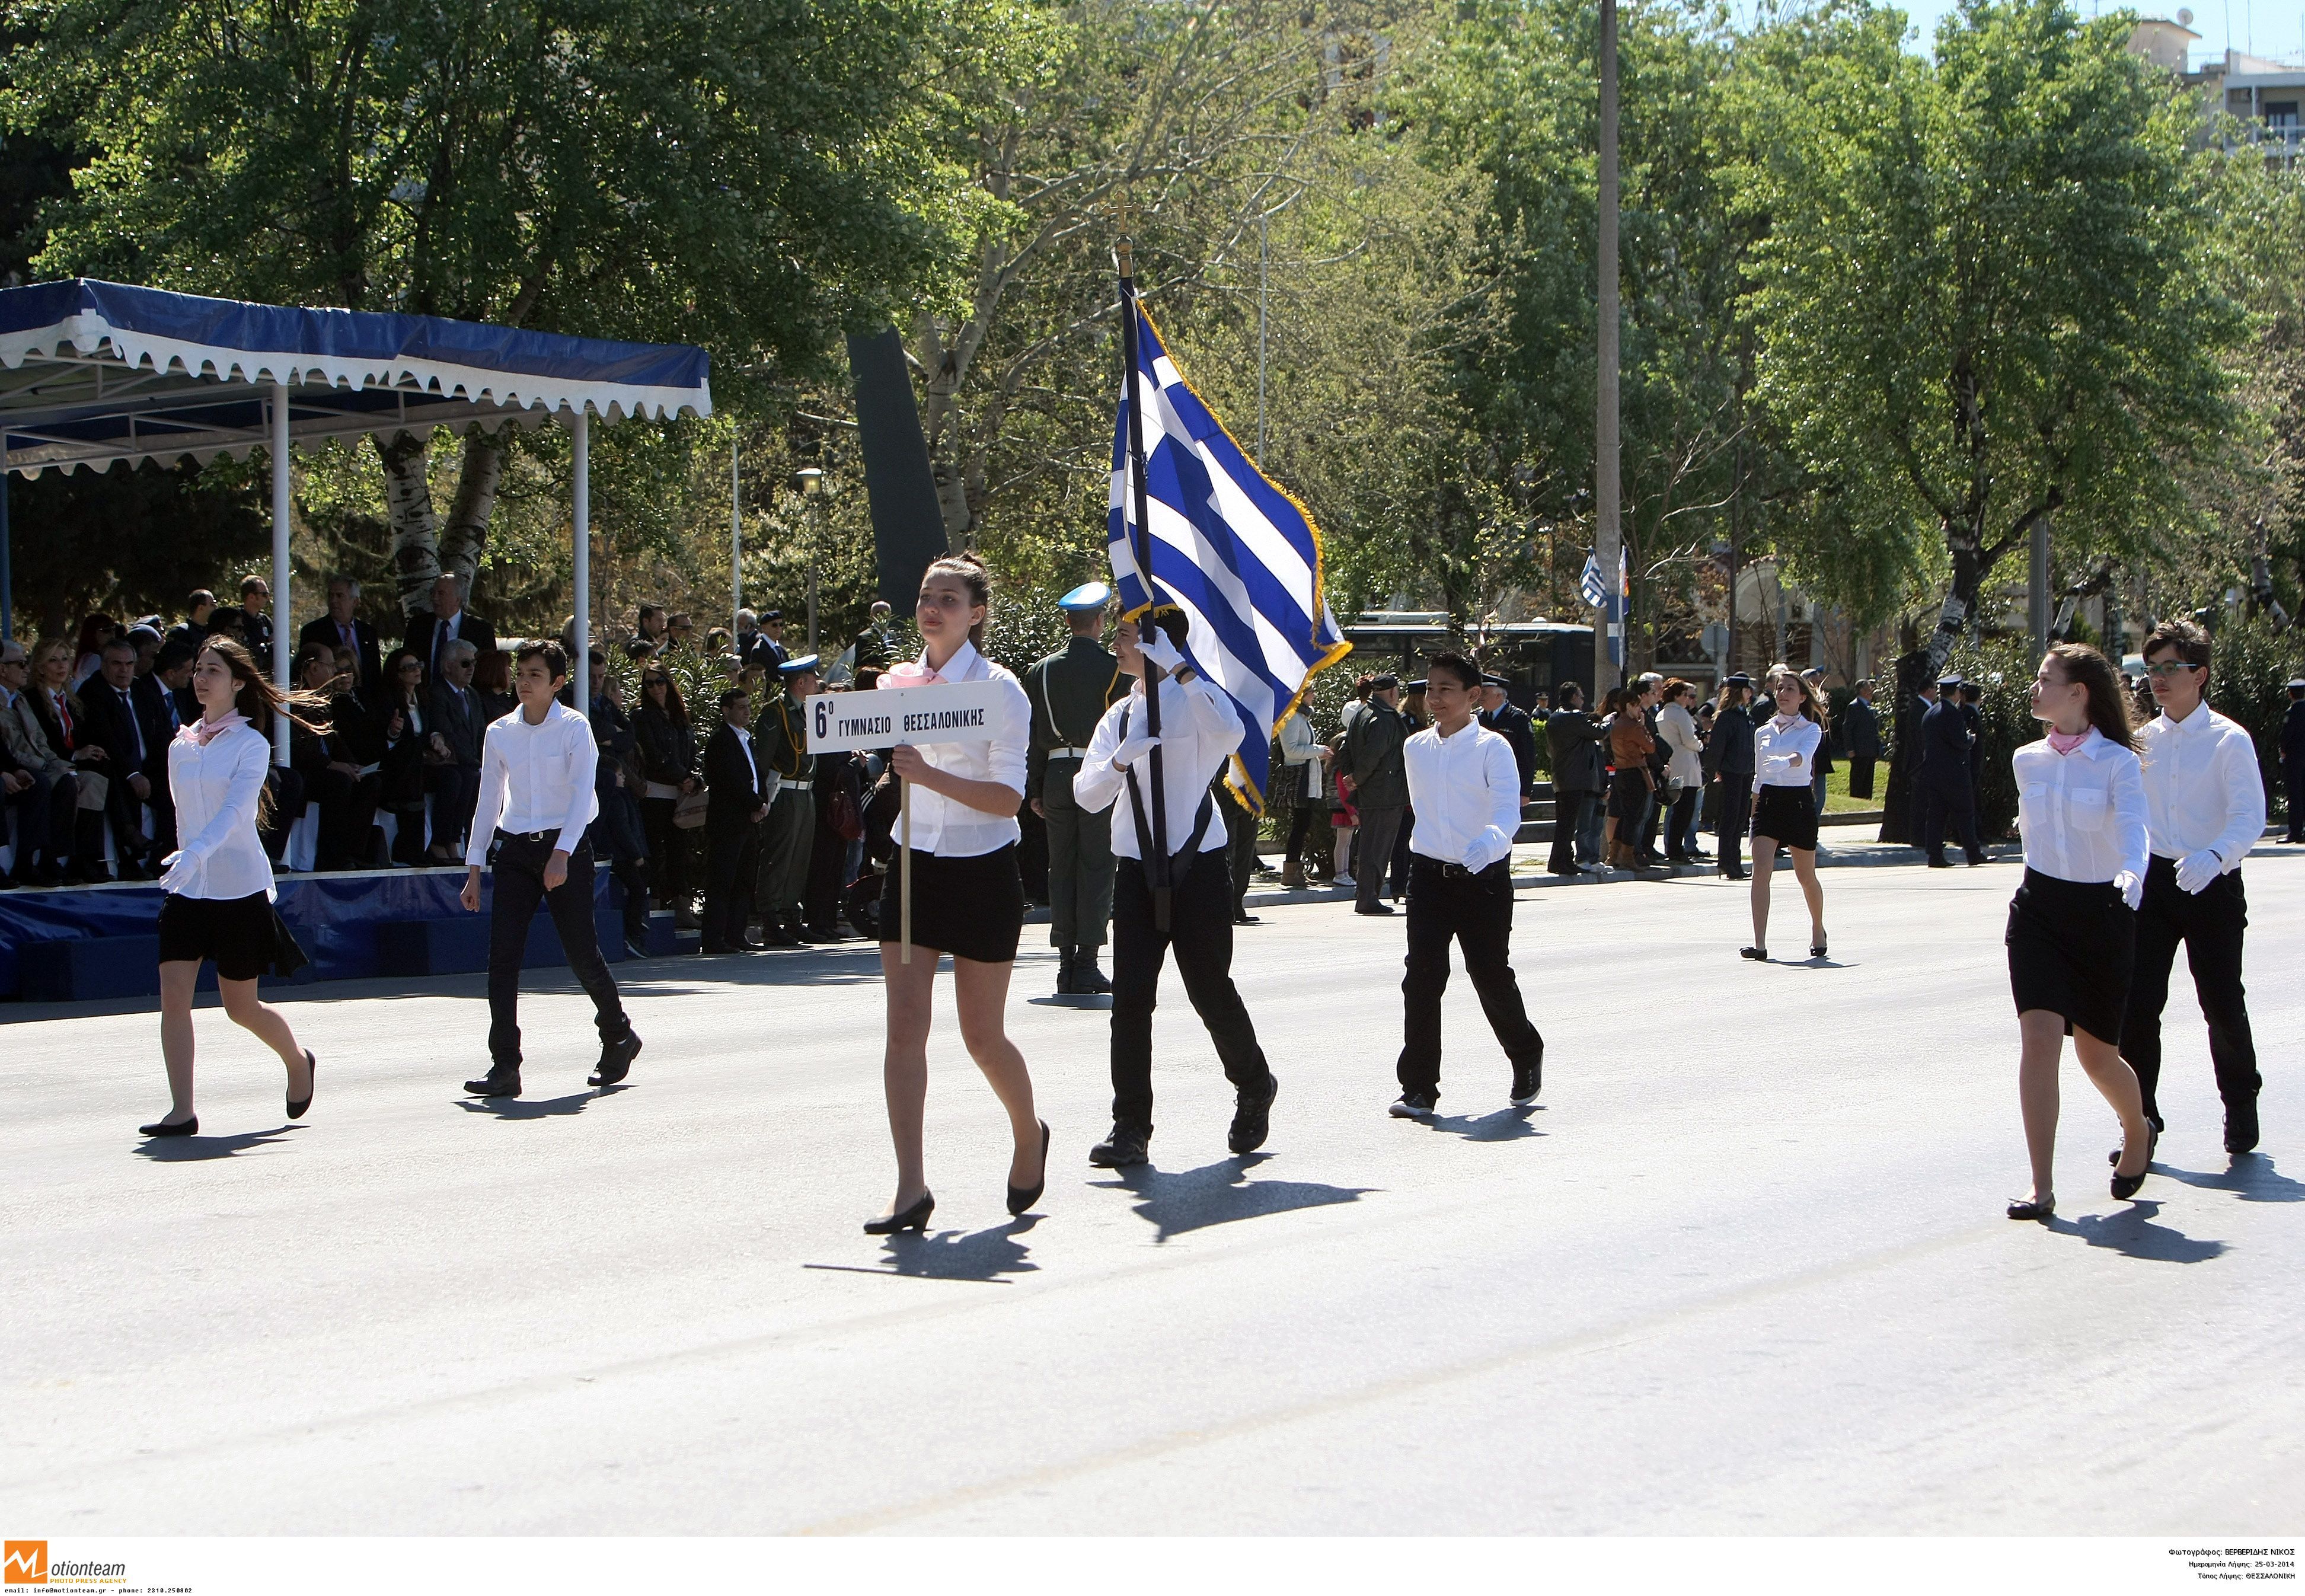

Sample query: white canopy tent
[0,279,713,758]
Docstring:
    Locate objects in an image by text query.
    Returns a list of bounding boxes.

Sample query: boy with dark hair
[2119,618,2267,1153]
[1388,651,1544,1117]
[459,640,642,1097]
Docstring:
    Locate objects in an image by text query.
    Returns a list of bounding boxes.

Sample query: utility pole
[1594,0,1623,695]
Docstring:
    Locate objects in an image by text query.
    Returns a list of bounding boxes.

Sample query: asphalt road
[4,845,2300,1535]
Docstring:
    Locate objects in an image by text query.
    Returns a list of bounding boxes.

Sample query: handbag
[829,782,864,841]
[672,787,709,829]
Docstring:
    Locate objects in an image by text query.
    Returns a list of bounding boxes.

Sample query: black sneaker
[464,1070,522,1097]
[590,1030,643,1088]
[1388,1092,1436,1119]
[1510,1043,1544,1107]
[1088,1122,1151,1167]
[2226,1104,2261,1155]
[1228,1074,1278,1155]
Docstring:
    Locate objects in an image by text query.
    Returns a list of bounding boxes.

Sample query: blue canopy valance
[0,278,713,476]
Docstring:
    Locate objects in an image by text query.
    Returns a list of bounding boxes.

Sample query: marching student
[1742,665,1829,962]
[1073,611,1279,1169]
[2003,644,2156,1220]
[867,553,1046,1235]
[458,642,643,1100]
[2118,619,2269,1155]
[141,638,321,1138]
[1388,652,1544,1119]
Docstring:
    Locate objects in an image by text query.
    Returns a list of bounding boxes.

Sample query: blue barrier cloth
[0,869,619,1001]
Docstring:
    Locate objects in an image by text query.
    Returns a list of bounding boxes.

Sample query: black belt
[1426,857,1507,880]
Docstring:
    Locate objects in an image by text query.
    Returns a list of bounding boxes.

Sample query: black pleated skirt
[880,843,1025,963]
[2005,867,2134,1042]
[1750,784,1819,851]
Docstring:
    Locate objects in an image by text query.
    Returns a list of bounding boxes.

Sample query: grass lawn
[1821,761,1885,815]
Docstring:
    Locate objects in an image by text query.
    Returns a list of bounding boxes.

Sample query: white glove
[1139,630,1187,675]
[1110,730,1160,770]
[2115,870,2142,911]
[2174,849,2221,895]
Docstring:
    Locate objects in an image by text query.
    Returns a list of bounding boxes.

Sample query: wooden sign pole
[900,779,914,964]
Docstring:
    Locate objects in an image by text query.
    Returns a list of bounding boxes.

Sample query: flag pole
[1118,231,1173,931]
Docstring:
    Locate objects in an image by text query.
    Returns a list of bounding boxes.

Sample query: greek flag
[1109,304,1352,809]
[1579,550,1607,609]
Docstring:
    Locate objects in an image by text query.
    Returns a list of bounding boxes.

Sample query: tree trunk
[1879,647,1927,845]
[379,433,440,615]
[438,430,507,587]
[1922,534,1983,675]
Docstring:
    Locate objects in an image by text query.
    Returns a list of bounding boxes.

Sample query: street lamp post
[795,467,825,652]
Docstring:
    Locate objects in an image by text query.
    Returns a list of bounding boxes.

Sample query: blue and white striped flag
[1109,304,1352,810]
[1579,549,1607,610]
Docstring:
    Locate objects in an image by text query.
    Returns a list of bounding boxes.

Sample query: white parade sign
[804,676,1010,963]
[806,678,1012,754]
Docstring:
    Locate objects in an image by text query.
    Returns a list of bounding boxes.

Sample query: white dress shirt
[2012,729,2148,890]
[1403,719,1521,871]
[2134,703,2265,872]
[1753,714,1823,790]
[893,640,1030,858]
[1074,671,1241,860]
[465,700,601,866]
[161,719,277,902]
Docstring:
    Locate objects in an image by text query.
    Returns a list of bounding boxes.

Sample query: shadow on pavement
[2052,1198,2227,1263]
[2162,1154,2304,1205]
[133,1124,305,1161]
[452,1090,598,1121]
[1094,1154,1374,1244]
[804,1217,1040,1284]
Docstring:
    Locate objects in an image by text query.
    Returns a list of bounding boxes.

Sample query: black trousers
[1283,804,1316,864]
[308,766,381,869]
[1547,790,1588,873]
[1714,780,1752,873]
[2118,856,2260,1125]
[1847,757,1876,800]
[1397,857,1542,1099]
[2284,759,2303,841]
[701,818,759,951]
[1109,851,1271,1134]
[1667,786,1701,857]
[4,770,68,877]
[487,834,630,1070]
[1917,773,1982,861]
[1228,810,1259,916]
[642,795,691,910]
[1389,805,1414,895]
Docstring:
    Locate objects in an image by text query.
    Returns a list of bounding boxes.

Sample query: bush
[2202,617,2305,821]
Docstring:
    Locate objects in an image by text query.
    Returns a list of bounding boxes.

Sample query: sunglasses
[2142,661,2201,679]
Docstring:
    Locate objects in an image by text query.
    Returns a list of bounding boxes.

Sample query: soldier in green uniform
[1024,582,1128,995]
[751,653,822,947]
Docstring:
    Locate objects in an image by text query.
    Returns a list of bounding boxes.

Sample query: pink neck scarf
[880,658,944,690]
[2046,727,2089,755]
[183,710,249,748]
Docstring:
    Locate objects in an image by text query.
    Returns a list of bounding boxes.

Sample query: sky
[1729,0,2305,66]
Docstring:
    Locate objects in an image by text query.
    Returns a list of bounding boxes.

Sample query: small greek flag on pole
[1109,303,1352,809]
[1579,549,1607,610]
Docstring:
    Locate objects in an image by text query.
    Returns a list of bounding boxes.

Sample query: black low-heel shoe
[864,1191,936,1235]
[288,1049,316,1120]
[2006,1195,2055,1221]
[1007,1120,1052,1216]
[140,1115,197,1138]
[2111,1121,2159,1200]
[1739,946,1768,962]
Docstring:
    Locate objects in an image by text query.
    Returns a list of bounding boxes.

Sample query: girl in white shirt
[1743,665,1829,962]
[867,554,1046,1236]
[2004,643,2157,1221]
[142,638,324,1139]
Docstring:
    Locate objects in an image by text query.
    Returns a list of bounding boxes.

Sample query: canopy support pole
[572,408,590,722]
[271,381,292,767]
[1,467,12,644]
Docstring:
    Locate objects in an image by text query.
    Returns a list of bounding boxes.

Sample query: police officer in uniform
[1023,582,1128,995]
[1917,672,1988,867]
[751,653,821,946]
[2282,677,2305,844]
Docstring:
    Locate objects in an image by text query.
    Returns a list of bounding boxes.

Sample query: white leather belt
[1049,746,1093,760]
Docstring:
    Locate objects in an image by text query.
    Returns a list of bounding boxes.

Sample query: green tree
[1742,0,2245,673]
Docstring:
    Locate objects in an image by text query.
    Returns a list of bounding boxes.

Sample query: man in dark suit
[1958,679,1986,826]
[425,639,490,860]
[700,685,771,954]
[236,574,275,657]
[1917,673,1987,867]
[1477,675,1540,800]
[85,636,173,875]
[2282,677,2305,844]
[298,575,386,701]
[1710,675,1757,879]
[404,572,498,684]
[1840,679,1883,799]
